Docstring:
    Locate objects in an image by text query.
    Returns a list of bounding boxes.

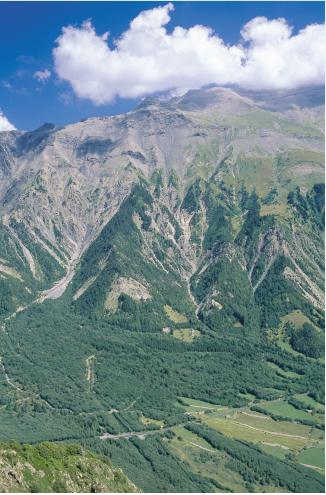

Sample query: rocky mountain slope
[0,85,324,321]
[0,440,139,493]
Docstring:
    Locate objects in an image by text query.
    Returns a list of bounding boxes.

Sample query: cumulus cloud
[53,3,325,105]
[0,110,16,131]
[33,69,51,82]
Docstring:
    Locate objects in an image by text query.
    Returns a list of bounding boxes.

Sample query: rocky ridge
[0,440,139,493]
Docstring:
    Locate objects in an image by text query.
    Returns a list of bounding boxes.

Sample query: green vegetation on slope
[186,423,324,492]
[80,433,225,493]
[0,439,138,493]
[225,108,324,137]
[9,218,65,286]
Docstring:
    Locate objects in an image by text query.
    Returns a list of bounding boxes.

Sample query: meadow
[173,328,200,342]
[297,448,325,469]
[262,402,317,422]
[206,417,310,451]
[164,305,188,323]
[266,361,301,378]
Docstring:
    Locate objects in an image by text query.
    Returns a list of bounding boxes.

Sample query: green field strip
[258,442,288,459]
[206,417,311,451]
[177,427,218,450]
[297,448,325,469]
[201,408,234,416]
[295,395,325,411]
[310,428,325,441]
[262,402,317,421]
[108,395,321,442]
[169,438,245,493]
[266,388,287,394]
[236,411,312,437]
[266,361,301,378]
[277,341,304,357]
[175,404,209,413]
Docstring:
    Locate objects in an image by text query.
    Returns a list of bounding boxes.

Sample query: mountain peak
[134,96,176,111]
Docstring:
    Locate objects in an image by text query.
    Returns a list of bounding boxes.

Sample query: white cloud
[58,91,73,105]
[16,87,27,95]
[16,69,28,78]
[33,69,51,82]
[239,17,325,90]
[3,81,13,91]
[0,110,16,131]
[53,3,325,105]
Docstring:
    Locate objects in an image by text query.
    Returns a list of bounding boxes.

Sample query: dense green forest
[0,283,324,457]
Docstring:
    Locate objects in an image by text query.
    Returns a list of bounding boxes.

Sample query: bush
[53,479,67,492]
[66,443,82,455]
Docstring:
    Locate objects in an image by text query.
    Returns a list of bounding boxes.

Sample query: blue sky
[0,1,324,131]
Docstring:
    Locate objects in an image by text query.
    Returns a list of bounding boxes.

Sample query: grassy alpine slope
[0,86,324,492]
